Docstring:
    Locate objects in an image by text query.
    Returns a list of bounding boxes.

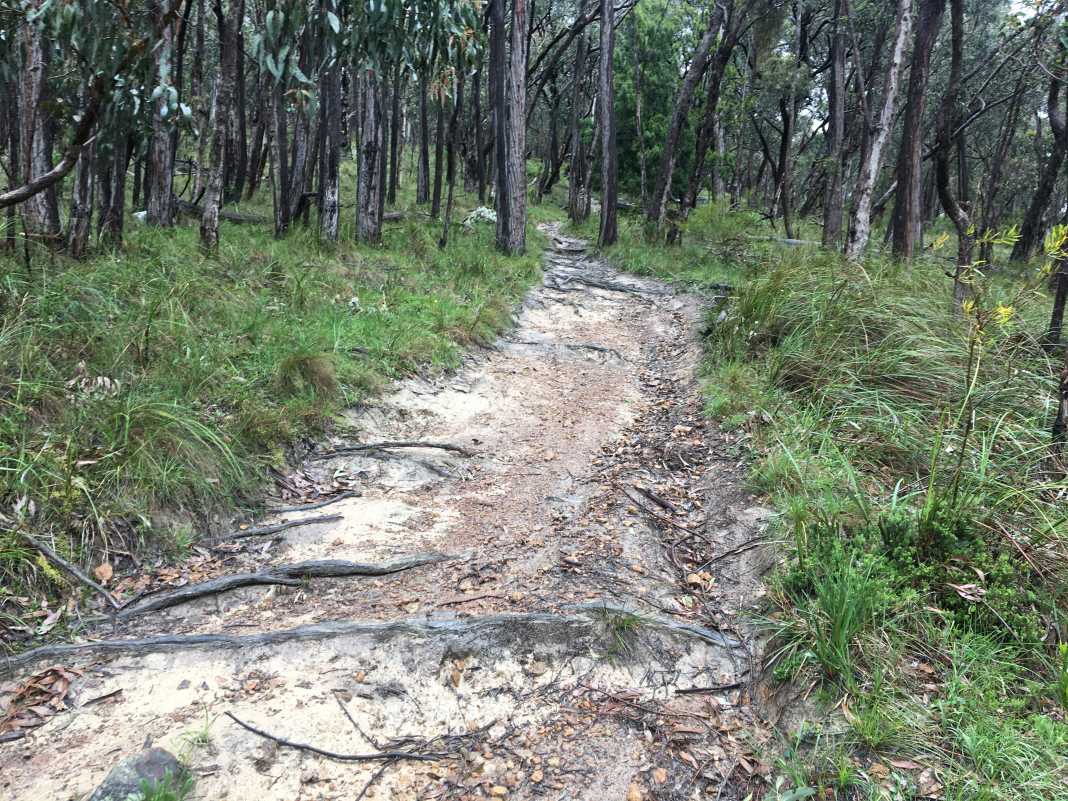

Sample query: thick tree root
[311,441,475,461]
[116,554,452,621]
[1,605,740,678]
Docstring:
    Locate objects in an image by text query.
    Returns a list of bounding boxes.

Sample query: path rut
[1,225,776,801]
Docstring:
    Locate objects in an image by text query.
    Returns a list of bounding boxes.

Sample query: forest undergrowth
[594,203,1068,801]
[0,189,546,634]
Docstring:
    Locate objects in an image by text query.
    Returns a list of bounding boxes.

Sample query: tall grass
[604,205,1068,801]
[0,192,545,603]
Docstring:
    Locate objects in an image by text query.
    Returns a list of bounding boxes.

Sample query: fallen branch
[221,514,343,541]
[225,712,447,763]
[117,554,451,620]
[18,532,120,611]
[175,198,271,224]
[620,486,699,534]
[311,441,475,460]
[266,491,361,514]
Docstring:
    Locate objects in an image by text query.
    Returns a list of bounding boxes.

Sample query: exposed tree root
[116,554,452,620]
[266,491,361,513]
[225,712,448,763]
[545,274,672,296]
[507,339,625,361]
[220,513,344,542]
[311,441,475,460]
[1,605,740,678]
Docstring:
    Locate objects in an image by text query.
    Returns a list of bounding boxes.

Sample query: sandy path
[1,226,775,801]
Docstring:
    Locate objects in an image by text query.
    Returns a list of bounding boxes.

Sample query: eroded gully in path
[1,224,778,801]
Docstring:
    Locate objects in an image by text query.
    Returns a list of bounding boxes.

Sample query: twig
[675,682,744,695]
[311,441,475,460]
[18,531,119,611]
[223,514,343,541]
[117,554,451,620]
[700,536,768,567]
[355,763,390,801]
[225,712,448,763]
[620,486,698,534]
[266,491,360,514]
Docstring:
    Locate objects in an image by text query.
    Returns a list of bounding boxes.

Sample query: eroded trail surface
[1,226,776,801]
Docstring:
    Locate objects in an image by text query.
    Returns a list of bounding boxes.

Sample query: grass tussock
[0,196,544,609]
[605,205,1068,801]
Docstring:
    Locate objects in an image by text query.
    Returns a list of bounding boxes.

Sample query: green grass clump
[0,191,546,601]
[605,206,1068,801]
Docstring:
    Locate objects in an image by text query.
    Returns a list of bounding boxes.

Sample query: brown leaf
[889,759,922,770]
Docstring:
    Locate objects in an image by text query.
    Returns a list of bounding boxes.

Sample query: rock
[626,782,643,801]
[88,748,187,801]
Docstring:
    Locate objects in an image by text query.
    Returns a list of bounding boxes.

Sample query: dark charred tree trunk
[473,67,486,203]
[66,138,95,258]
[356,71,385,244]
[597,0,618,248]
[230,27,249,202]
[1012,76,1067,262]
[246,70,269,200]
[270,78,291,237]
[388,64,403,206]
[416,77,431,204]
[431,97,445,218]
[890,0,947,259]
[97,138,128,248]
[933,0,972,308]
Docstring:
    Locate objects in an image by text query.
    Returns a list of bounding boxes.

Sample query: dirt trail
[1,225,776,801]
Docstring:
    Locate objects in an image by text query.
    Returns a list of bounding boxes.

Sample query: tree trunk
[684,3,745,214]
[431,97,445,218]
[356,71,385,245]
[567,34,589,223]
[597,0,618,248]
[492,0,528,255]
[890,0,947,259]
[388,64,403,206]
[230,26,249,202]
[1012,76,1067,262]
[417,77,431,204]
[148,0,178,227]
[19,3,61,240]
[245,70,268,200]
[845,0,912,261]
[200,0,243,254]
[822,0,846,249]
[632,14,647,211]
[319,7,342,242]
[645,6,723,234]
[473,67,486,202]
[66,139,95,259]
[439,59,466,249]
[270,78,291,237]
[933,0,972,308]
[97,138,128,248]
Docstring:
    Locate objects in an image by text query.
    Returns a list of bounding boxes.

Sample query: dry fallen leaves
[0,665,82,737]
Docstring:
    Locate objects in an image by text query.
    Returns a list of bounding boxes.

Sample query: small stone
[88,749,186,801]
[531,769,544,783]
[626,782,643,801]
[490,786,509,797]
[652,767,668,784]
[547,756,561,768]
